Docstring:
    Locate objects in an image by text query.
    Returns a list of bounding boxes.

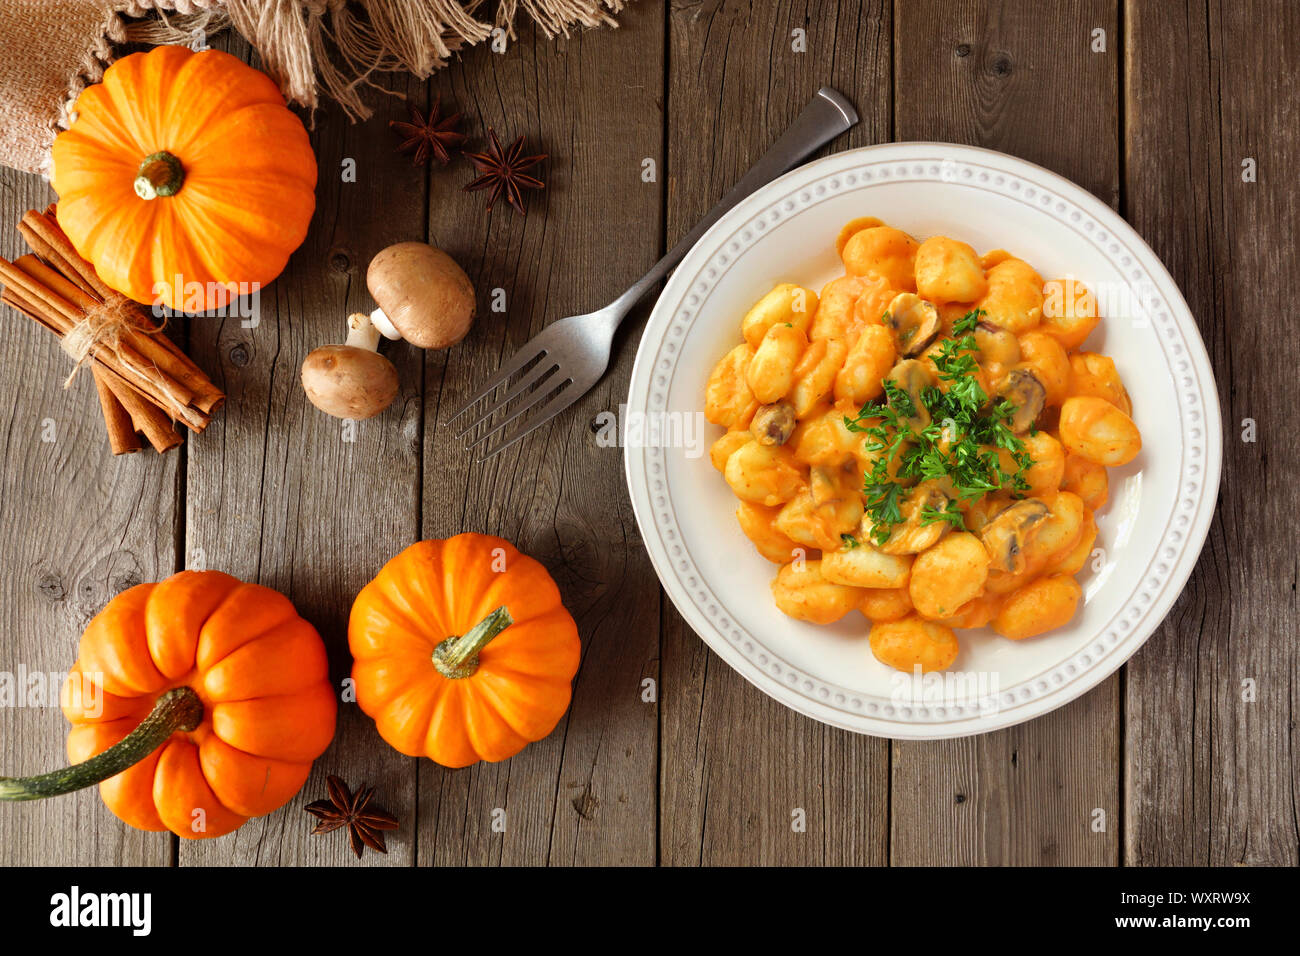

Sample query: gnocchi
[1059,396,1141,466]
[736,501,803,564]
[915,236,986,303]
[704,218,1142,672]
[1041,278,1100,349]
[771,560,864,625]
[742,283,817,347]
[976,258,1044,334]
[821,544,912,589]
[841,225,919,291]
[859,586,914,623]
[747,322,808,404]
[869,616,960,673]
[993,575,1082,640]
[908,532,990,620]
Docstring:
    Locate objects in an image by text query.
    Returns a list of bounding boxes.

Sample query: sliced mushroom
[883,293,942,357]
[979,498,1050,573]
[750,401,796,445]
[809,466,838,506]
[885,359,935,430]
[809,465,866,536]
[996,366,1047,432]
[974,321,1021,367]
[868,480,954,555]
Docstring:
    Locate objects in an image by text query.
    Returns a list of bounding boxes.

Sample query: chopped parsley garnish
[849,309,1033,544]
[952,309,981,336]
[920,499,966,529]
[863,479,905,545]
[840,534,860,550]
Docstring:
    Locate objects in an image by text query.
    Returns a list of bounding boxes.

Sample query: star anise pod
[304,775,400,859]
[390,94,466,166]
[463,128,547,215]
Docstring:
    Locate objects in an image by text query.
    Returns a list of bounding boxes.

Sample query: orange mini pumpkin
[0,571,337,839]
[349,535,581,768]
[51,46,317,311]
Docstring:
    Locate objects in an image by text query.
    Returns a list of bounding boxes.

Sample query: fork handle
[608,86,860,320]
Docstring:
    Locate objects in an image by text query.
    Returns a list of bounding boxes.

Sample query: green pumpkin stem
[134,151,185,200]
[0,686,203,802]
[432,605,513,679]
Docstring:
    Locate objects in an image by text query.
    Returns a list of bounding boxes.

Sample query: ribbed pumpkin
[0,571,337,839]
[349,535,581,768]
[50,45,317,311]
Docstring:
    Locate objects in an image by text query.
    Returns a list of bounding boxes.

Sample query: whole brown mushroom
[364,241,476,349]
[301,242,475,419]
[301,312,400,420]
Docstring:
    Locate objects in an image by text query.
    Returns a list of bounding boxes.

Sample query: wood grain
[0,0,1294,868]
[417,2,664,865]
[1122,0,1299,865]
[659,0,893,866]
[889,0,1121,866]
[0,177,180,865]
[180,35,426,864]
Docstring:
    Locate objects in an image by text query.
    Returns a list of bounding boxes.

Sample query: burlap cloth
[0,0,625,175]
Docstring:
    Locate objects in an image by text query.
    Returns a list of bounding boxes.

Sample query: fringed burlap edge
[26,0,622,174]
[119,0,625,122]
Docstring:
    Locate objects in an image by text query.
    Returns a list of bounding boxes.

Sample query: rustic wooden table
[1,0,1295,867]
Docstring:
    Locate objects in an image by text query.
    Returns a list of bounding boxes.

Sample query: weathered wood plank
[3,0,1292,870]
[889,0,1121,866]
[659,0,892,867]
[0,175,179,865]
[181,34,426,864]
[1122,0,1299,865]
[418,3,665,865]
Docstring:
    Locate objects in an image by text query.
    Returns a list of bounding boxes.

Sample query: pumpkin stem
[432,606,513,679]
[134,151,186,200]
[0,686,203,802]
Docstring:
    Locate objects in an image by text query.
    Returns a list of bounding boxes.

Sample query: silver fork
[449,86,860,460]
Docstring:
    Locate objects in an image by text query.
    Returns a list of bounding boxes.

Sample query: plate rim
[624,141,1222,739]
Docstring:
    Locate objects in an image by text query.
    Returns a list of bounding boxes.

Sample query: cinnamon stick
[92,364,183,453]
[30,208,115,301]
[1,255,206,430]
[0,206,224,453]
[12,256,200,412]
[0,260,205,435]
[0,255,81,326]
[0,288,60,336]
[17,216,96,297]
[1,287,177,453]
[22,212,224,414]
[92,368,142,454]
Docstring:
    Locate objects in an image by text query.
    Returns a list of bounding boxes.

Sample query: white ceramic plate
[624,142,1221,739]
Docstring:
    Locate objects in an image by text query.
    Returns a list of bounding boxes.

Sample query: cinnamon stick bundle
[0,207,224,454]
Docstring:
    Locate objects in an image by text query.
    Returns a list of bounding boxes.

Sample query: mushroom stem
[368,307,403,342]
[345,312,382,352]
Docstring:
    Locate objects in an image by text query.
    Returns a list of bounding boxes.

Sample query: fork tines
[447,347,574,460]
